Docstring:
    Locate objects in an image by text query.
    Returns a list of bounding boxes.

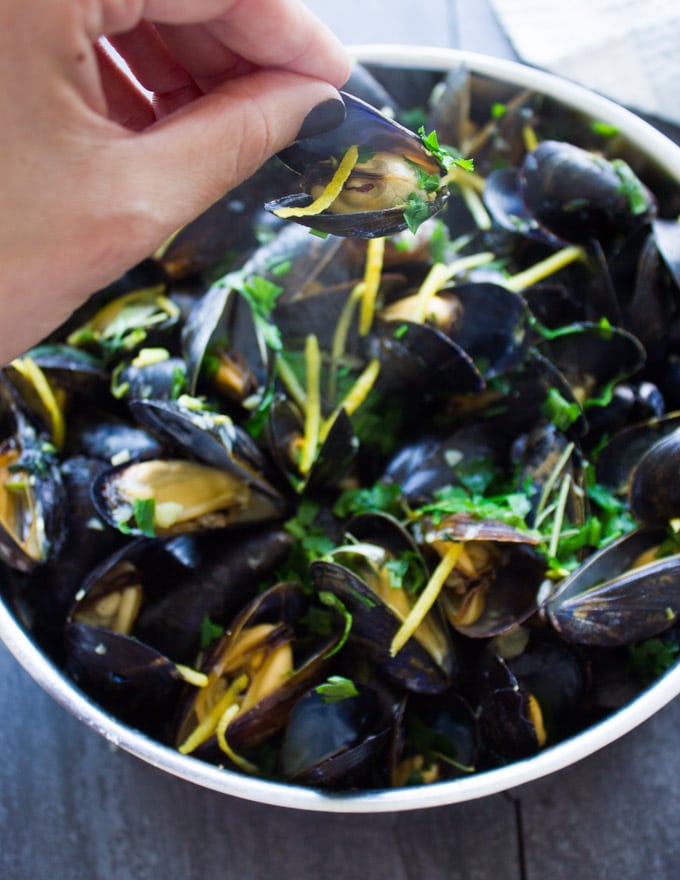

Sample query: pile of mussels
[3,62,680,791]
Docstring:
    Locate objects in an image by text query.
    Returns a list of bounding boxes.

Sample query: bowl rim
[2,43,680,814]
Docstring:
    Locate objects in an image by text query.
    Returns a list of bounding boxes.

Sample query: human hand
[0,0,350,361]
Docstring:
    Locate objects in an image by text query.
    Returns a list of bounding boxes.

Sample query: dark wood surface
[3,3,679,878]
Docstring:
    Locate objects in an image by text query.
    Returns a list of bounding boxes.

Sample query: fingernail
[295,97,346,140]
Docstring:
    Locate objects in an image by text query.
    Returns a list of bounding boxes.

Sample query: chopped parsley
[199,615,225,650]
[116,497,156,537]
[224,271,284,351]
[417,127,474,173]
[315,675,359,703]
[541,387,581,431]
[629,637,680,682]
[404,192,433,234]
[417,484,534,531]
[591,120,620,137]
[333,481,404,519]
[611,158,650,216]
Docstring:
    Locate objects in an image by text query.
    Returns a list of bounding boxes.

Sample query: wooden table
[3,3,679,878]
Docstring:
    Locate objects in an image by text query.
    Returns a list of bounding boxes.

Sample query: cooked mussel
[311,513,457,694]
[174,582,344,766]
[265,92,450,237]
[546,527,680,646]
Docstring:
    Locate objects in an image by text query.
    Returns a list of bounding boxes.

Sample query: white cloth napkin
[489,0,680,125]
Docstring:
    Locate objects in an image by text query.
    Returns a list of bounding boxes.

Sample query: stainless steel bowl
[2,45,680,813]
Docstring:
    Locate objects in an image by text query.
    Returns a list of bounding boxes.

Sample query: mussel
[265,92,451,237]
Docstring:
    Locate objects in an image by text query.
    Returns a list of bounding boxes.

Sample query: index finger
[99,0,350,87]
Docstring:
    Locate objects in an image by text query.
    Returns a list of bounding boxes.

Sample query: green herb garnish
[541,387,581,431]
[199,615,225,650]
[315,675,359,703]
[611,158,650,216]
[133,497,156,537]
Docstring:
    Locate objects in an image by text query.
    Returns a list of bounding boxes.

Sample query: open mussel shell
[91,454,283,538]
[0,405,66,573]
[90,399,287,537]
[311,513,457,694]
[595,412,680,494]
[417,514,546,638]
[181,280,269,403]
[546,527,680,646]
[266,396,357,491]
[174,582,344,758]
[128,398,285,510]
[265,92,449,238]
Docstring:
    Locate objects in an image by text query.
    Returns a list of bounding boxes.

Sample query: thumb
[108,70,345,248]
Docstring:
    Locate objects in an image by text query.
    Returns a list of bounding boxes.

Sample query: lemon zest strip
[177,673,248,755]
[391,542,463,657]
[11,357,66,449]
[273,145,360,218]
[298,334,321,475]
[359,237,386,335]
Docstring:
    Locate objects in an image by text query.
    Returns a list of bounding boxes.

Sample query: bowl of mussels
[2,44,680,812]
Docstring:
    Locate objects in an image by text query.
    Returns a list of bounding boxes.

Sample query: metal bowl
[2,45,680,813]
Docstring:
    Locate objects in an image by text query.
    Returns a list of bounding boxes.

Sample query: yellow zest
[11,357,66,449]
[178,673,249,755]
[321,357,381,442]
[459,185,492,230]
[527,693,548,747]
[391,542,464,657]
[152,225,184,261]
[216,704,259,774]
[359,237,386,335]
[273,145,360,218]
[409,252,496,324]
[522,124,539,153]
[275,355,307,410]
[327,282,365,401]
[339,356,380,416]
[174,664,209,688]
[504,245,586,292]
[298,334,321,475]
[442,164,486,194]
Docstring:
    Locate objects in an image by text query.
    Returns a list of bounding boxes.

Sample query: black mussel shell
[279,683,394,787]
[311,557,456,695]
[628,428,680,524]
[65,622,187,736]
[134,526,293,664]
[546,528,680,646]
[392,690,479,786]
[174,582,344,758]
[417,514,545,639]
[477,637,586,763]
[519,140,656,247]
[0,415,66,573]
[265,92,449,238]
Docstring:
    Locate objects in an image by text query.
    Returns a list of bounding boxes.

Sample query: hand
[0,0,350,361]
